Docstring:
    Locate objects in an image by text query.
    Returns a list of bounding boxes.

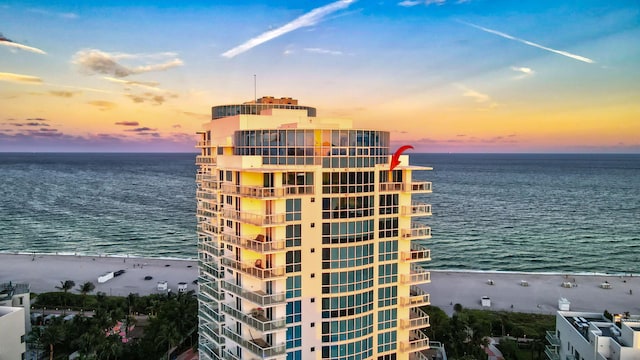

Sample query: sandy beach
[0,253,199,297]
[2,254,638,316]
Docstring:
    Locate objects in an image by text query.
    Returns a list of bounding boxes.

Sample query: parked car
[114,269,126,277]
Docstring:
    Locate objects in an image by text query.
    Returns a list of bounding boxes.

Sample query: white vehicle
[177,282,188,293]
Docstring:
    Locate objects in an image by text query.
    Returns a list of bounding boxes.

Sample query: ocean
[0,153,638,274]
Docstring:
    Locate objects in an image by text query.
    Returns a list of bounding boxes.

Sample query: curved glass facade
[212,104,316,119]
[234,129,390,168]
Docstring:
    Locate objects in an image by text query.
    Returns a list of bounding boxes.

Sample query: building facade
[0,306,26,360]
[0,282,31,333]
[546,311,640,360]
[196,97,433,360]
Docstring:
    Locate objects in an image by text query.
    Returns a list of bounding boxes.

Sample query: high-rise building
[196,97,433,360]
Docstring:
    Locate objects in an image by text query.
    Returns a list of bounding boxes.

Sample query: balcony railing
[400,329,430,353]
[400,224,432,240]
[401,202,432,217]
[201,322,222,345]
[401,307,430,330]
[221,233,286,253]
[379,182,404,192]
[546,331,560,346]
[544,345,560,360]
[220,303,286,333]
[220,280,286,307]
[221,184,314,199]
[401,243,431,263]
[196,173,218,182]
[198,242,221,257]
[220,257,286,280]
[410,181,432,193]
[199,303,224,324]
[401,286,430,307]
[222,326,286,358]
[196,189,218,200]
[221,209,286,227]
[197,207,220,218]
[379,182,432,193]
[197,223,220,235]
[200,279,224,301]
[401,264,431,285]
[196,155,217,165]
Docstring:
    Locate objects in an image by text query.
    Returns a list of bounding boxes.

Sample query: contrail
[460,20,595,64]
[222,0,355,58]
[0,33,47,55]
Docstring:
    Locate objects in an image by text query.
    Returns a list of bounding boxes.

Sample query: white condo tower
[196,97,433,360]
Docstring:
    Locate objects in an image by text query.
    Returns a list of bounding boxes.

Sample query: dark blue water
[1,153,638,274]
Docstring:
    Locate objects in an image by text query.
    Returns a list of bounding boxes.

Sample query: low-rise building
[0,282,31,333]
[0,306,26,360]
[546,311,640,360]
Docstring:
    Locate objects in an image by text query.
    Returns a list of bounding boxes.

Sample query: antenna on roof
[254,74,257,103]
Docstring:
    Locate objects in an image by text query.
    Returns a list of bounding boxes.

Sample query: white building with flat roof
[546,311,640,360]
[0,306,26,360]
[0,282,31,333]
[196,97,433,360]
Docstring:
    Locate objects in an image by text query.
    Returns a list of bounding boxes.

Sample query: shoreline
[3,251,636,277]
[2,253,638,316]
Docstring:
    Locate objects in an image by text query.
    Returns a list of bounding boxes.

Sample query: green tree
[40,318,66,360]
[56,280,76,293]
[77,281,96,311]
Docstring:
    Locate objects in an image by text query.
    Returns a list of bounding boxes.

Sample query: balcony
[379,182,404,192]
[197,207,220,218]
[199,301,223,323]
[401,264,431,285]
[199,338,221,359]
[400,329,430,353]
[400,224,432,240]
[196,173,218,182]
[198,223,220,236]
[198,242,221,257]
[200,322,222,345]
[200,279,224,301]
[401,286,430,307]
[401,202,432,217]
[196,189,218,200]
[401,243,431,263]
[196,140,211,148]
[401,307,431,330]
[196,155,217,165]
[200,261,223,279]
[220,257,286,280]
[544,345,560,360]
[221,233,286,254]
[220,303,286,333]
[221,209,286,227]
[379,182,432,194]
[410,181,432,193]
[221,184,283,199]
[546,330,560,346]
[222,326,286,358]
[220,280,286,306]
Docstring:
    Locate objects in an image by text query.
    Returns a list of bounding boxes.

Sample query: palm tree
[40,318,65,360]
[56,280,76,293]
[77,281,96,311]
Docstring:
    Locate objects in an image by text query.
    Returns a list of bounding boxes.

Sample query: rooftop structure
[196,97,434,360]
[0,281,31,333]
[546,311,640,360]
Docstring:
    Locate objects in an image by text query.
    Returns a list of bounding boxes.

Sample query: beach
[2,254,638,316]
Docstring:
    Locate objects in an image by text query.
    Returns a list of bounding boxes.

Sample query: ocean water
[0,153,638,274]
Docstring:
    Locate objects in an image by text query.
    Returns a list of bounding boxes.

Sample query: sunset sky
[1,0,639,152]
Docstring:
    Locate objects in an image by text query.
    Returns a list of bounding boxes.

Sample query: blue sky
[1,0,639,152]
